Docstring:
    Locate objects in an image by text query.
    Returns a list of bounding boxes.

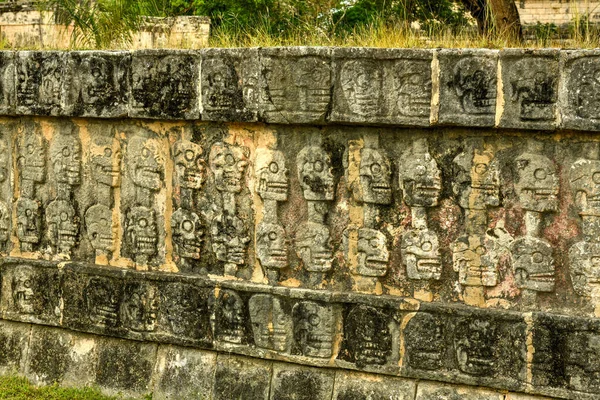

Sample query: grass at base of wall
[0,375,148,400]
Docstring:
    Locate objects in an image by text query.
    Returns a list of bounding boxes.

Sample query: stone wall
[0,48,597,399]
[517,0,600,26]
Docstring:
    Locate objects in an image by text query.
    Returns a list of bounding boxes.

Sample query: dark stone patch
[333,371,416,400]
[0,320,30,374]
[212,354,271,400]
[404,312,449,371]
[15,51,65,116]
[415,382,504,399]
[210,289,252,345]
[25,326,71,384]
[270,364,335,400]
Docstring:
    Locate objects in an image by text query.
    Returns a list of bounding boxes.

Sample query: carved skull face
[565,331,600,390]
[292,301,335,358]
[400,142,442,207]
[90,136,122,188]
[173,140,205,191]
[171,208,203,260]
[256,222,287,269]
[405,313,446,370]
[213,290,245,344]
[85,204,116,253]
[120,283,158,332]
[211,213,249,265]
[570,158,600,216]
[353,148,392,205]
[397,70,431,117]
[249,294,291,352]
[126,206,158,257]
[209,142,249,193]
[82,56,111,105]
[256,149,288,201]
[12,266,35,314]
[357,228,389,277]
[452,58,497,115]
[295,221,333,273]
[512,62,556,121]
[402,228,442,280]
[0,200,9,244]
[127,136,164,191]
[297,146,335,201]
[514,152,559,213]
[203,58,236,111]
[18,58,39,105]
[346,305,392,367]
[162,283,207,337]
[340,60,382,116]
[18,130,46,183]
[510,236,555,292]
[452,234,498,287]
[454,318,497,376]
[40,58,62,105]
[16,198,41,245]
[568,241,600,297]
[46,199,79,254]
[50,132,82,186]
[84,277,119,327]
[453,147,500,210]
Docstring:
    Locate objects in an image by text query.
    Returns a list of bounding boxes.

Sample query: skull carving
[89,135,122,188]
[171,208,203,260]
[46,199,79,254]
[292,301,335,358]
[125,206,158,259]
[564,331,600,391]
[510,236,555,292]
[295,221,333,273]
[85,204,116,253]
[17,58,40,106]
[256,222,288,269]
[345,305,392,367]
[514,151,559,213]
[249,294,291,352]
[161,283,208,339]
[84,277,120,328]
[173,139,206,191]
[202,58,237,111]
[452,234,498,287]
[511,61,556,121]
[81,56,112,106]
[576,66,600,119]
[297,145,335,201]
[453,146,500,210]
[16,198,41,248]
[569,241,600,297]
[401,228,442,280]
[127,135,164,192]
[0,200,9,245]
[120,282,158,332]
[451,58,497,115]
[11,266,35,314]
[211,212,249,265]
[50,130,81,186]
[340,60,382,117]
[212,290,246,344]
[400,139,442,207]
[40,57,62,106]
[349,147,392,205]
[256,148,288,201]
[570,158,600,216]
[209,142,249,193]
[454,318,497,376]
[396,68,431,117]
[405,312,446,370]
[356,228,389,277]
[17,128,46,183]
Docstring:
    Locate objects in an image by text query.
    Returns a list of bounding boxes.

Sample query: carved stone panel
[256,149,289,202]
[0,52,15,115]
[404,312,448,371]
[130,50,200,119]
[173,139,206,193]
[438,50,498,127]
[499,50,559,130]
[16,198,41,252]
[46,199,79,256]
[332,48,432,125]
[16,51,65,116]
[402,228,442,281]
[260,47,331,124]
[256,222,288,270]
[65,51,130,118]
[514,151,559,213]
[510,236,555,292]
[209,142,249,194]
[125,206,158,265]
[171,208,203,270]
[249,294,292,352]
[50,127,82,188]
[292,301,336,358]
[561,51,600,131]
[296,145,335,201]
[347,147,392,205]
[85,204,117,256]
[120,281,159,334]
[210,212,250,266]
[452,234,501,287]
[295,221,333,273]
[399,139,442,208]
[211,289,248,344]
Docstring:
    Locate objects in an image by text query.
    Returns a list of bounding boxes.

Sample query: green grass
[0,376,144,400]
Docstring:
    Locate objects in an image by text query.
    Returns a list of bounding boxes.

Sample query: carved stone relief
[404,312,446,371]
[249,294,292,352]
[46,199,79,256]
[344,305,392,368]
[454,317,498,376]
[16,52,64,115]
[125,206,158,266]
[11,266,35,314]
[120,282,159,333]
[211,289,246,344]
[84,277,121,328]
[159,282,210,342]
[292,301,335,358]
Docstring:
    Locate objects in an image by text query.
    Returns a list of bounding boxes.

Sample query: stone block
[259,47,331,124]
[0,259,61,326]
[212,354,272,400]
[415,382,504,399]
[130,50,200,119]
[505,394,553,400]
[15,51,65,116]
[64,51,130,118]
[94,336,157,397]
[153,345,216,400]
[438,49,498,127]
[0,51,15,115]
[332,47,432,126]
[0,320,30,375]
[559,50,600,131]
[270,363,335,400]
[201,47,259,122]
[499,49,559,130]
[332,370,416,400]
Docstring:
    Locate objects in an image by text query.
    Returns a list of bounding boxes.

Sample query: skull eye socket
[308,314,320,326]
[182,220,194,232]
[269,161,279,174]
[61,147,71,157]
[138,218,148,228]
[370,238,379,248]
[104,147,112,157]
[142,147,150,158]
[416,165,426,176]
[534,168,547,180]
[60,212,68,221]
[593,172,600,184]
[27,144,34,155]
[268,231,278,241]
[532,251,544,263]
[25,209,32,217]
[370,163,382,174]
[475,245,486,255]
[474,163,488,175]
[421,241,432,252]
[185,149,195,162]
[225,154,235,166]
[23,279,32,289]
[592,256,600,266]
[313,160,324,172]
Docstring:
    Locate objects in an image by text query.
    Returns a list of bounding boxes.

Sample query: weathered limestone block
[499,49,559,130]
[270,363,335,400]
[0,320,30,375]
[201,48,259,122]
[332,48,432,126]
[0,52,15,115]
[212,354,272,400]
[332,371,416,400]
[65,51,130,118]
[130,50,200,119]
[438,49,498,127]
[16,51,65,116]
[415,382,504,400]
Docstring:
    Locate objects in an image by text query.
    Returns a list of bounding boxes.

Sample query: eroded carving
[348,147,392,205]
[120,282,158,333]
[173,139,205,192]
[340,60,382,117]
[209,142,249,193]
[211,212,249,266]
[395,62,431,118]
[296,221,333,273]
[85,204,117,255]
[292,301,335,358]
[171,208,203,265]
[572,60,600,119]
[249,294,291,352]
[297,146,334,201]
[11,266,35,314]
[17,53,63,113]
[564,330,600,392]
[454,318,497,376]
[510,59,557,121]
[256,149,288,202]
[84,277,120,328]
[450,57,496,115]
[404,312,446,370]
[399,139,442,208]
[256,222,287,270]
[345,305,392,367]
[211,289,246,344]
[90,135,122,189]
[46,199,79,256]
[127,135,165,202]
[16,198,41,252]
[402,227,442,280]
[125,206,158,265]
[160,283,209,340]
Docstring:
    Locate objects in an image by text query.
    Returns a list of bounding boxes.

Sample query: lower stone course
[0,319,564,400]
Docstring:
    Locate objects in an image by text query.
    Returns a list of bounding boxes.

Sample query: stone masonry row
[1,48,600,130]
